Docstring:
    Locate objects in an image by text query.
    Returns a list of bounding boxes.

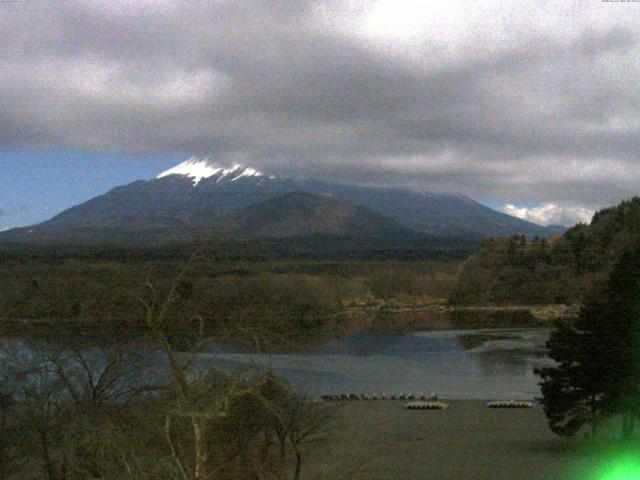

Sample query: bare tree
[1,342,68,479]
[140,246,336,480]
[0,384,19,480]
[140,246,253,479]
[0,339,160,480]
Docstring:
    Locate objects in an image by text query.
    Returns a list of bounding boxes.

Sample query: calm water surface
[202,328,552,400]
[0,328,552,400]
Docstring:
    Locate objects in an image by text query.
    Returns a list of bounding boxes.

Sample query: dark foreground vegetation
[535,244,640,439]
[0,342,335,480]
[0,256,338,480]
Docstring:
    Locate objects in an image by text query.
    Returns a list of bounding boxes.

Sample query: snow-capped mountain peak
[157,157,265,185]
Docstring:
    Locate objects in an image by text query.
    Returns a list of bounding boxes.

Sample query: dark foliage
[535,245,640,437]
[451,197,640,305]
[0,341,334,480]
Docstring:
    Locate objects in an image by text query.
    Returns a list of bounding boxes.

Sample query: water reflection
[1,328,551,400]
[202,328,550,399]
[309,330,466,356]
[475,351,530,378]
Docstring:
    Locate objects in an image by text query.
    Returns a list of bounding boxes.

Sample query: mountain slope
[215,191,421,240]
[301,181,562,238]
[0,158,565,244]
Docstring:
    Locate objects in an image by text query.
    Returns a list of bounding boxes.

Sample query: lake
[200,327,552,400]
[0,327,552,400]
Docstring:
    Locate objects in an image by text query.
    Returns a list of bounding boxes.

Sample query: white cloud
[499,203,594,227]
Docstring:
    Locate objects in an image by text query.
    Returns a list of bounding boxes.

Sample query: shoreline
[324,302,575,339]
[0,305,568,352]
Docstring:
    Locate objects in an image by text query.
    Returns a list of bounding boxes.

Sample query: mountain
[0,158,564,244]
[301,182,564,238]
[215,191,422,240]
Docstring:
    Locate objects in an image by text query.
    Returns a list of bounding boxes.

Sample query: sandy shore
[304,400,586,480]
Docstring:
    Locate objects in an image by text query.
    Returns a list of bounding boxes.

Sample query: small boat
[486,400,533,409]
[404,400,449,410]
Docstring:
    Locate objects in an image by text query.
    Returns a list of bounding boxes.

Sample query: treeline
[0,233,476,263]
[0,253,459,347]
[450,197,640,305]
[449,235,582,304]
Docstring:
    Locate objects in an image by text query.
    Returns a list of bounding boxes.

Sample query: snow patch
[157,157,265,186]
[229,167,261,182]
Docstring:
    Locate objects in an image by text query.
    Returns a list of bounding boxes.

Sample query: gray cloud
[1,0,640,213]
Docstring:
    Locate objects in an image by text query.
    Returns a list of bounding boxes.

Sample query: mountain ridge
[0,159,565,244]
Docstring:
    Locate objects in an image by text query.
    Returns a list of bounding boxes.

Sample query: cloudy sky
[2,0,640,229]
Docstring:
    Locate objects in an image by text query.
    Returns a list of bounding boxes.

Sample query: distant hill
[0,158,564,246]
[302,182,565,239]
[215,191,421,240]
[450,197,640,305]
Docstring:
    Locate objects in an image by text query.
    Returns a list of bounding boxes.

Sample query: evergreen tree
[535,320,606,436]
[535,245,640,437]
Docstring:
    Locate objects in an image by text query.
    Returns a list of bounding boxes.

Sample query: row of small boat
[404,400,533,410]
[486,400,533,409]
[322,394,534,409]
[322,393,438,401]
[404,401,449,410]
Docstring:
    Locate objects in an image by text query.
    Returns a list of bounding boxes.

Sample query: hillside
[304,182,566,238]
[215,192,422,240]
[449,197,640,305]
[0,159,563,245]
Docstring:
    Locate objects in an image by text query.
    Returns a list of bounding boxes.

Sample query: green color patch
[596,457,640,480]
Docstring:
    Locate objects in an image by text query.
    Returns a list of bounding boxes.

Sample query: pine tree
[535,245,640,437]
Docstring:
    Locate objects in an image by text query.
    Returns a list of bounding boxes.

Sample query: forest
[450,197,640,305]
[0,246,460,349]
